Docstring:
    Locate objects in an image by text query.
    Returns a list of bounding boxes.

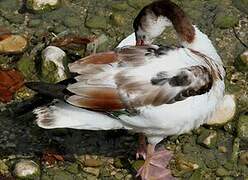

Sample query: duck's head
[133,0,195,46]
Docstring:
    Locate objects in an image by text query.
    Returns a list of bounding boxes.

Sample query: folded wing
[65,46,215,111]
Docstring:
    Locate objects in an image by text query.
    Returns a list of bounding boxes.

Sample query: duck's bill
[136,39,145,46]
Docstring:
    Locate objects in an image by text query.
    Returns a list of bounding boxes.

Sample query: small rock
[86,34,109,53]
[131,160,144,171]
[83,167,100,177]
[63,16,81,28]
[0,160,9,175]
[14,160,40,179]
[115,172,125,179]
[53,170,73,180]
[239,151,248,165]
[235,50,248,72]
[237,115,248,140]
[41,46,68,83]
[114,158,124,168]
[127,0,152,9]
[17,55,37,80]
[216,167,230,177]
[197,129,217,148]
[0,35,27,54]
[218,146,228,153]
[66,163,79,174]
[233,0,248,14]
[214,12,238,29]
[84,158,103,167]
[175,157,199,173]
[125,174,133,180]
[27,0,60,12]
[110,13,126,26]
[189,169,204,180]
[207,94,236,125]
[28,19,42,28]
[112,2,129,11]
[85,16,108,29]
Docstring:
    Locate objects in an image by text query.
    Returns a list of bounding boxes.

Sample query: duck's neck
[179,26,221,63]
[147,0,221,62]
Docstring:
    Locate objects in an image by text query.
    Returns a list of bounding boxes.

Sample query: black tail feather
[25,82,68,100]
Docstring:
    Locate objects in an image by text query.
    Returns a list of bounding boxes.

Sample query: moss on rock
[85,16,108,30]
[214,13,238,29]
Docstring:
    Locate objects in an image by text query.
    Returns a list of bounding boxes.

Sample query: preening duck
[26,0,227,179]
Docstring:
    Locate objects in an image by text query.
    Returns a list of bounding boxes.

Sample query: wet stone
[131,160,144,171]
[197,129,217,149]
[235,50,248,72]
[63,16,81,28]
[189,169,205,180]
[41,46,68,83]
[0,160,9,176]
[85,16,108,30]
[237,115,248,140]
[27,0,60,12]
[28,19,42,28]
[233,0,248,14]
[216,166,230,177]
[239,151,248,165]
[110,13,126,26]
[114,158,124,168]
[14,160,40,179]
[17,55,37,80]
[0,35,27,54]
[53,170,73,180]
[127,0,152,9]
[83,167,100,177]
[112,2,129,11]
[65,163,79,174]
[84,158,103,167]
[214,12,238,29]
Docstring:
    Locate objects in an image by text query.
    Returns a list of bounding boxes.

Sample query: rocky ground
[0,0,247,179]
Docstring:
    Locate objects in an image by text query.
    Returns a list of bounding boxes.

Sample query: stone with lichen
[41,46,68,83]
[27,0,60,12]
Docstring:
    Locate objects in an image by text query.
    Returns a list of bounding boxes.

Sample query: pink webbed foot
[136,145,175,180]
[136,134,147,159]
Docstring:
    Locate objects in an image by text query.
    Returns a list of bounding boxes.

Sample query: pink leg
[136,134,147,159]
[136,144,175,180]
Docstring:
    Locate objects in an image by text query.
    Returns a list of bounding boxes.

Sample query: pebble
[112,2,129,11]
[17,55,37,80]
[0,160,9,175]
[28,19,42,28]
[111,13,126,26]
[85,16,108,29]
[27,0,60,11]
[197,129,217,149]
[237,115,248,140]
[207,94,236,126]
[83,167,100,177]
[216,167,230,177]
[127,0,151,9]
[63,16,81,28]
[235,50,248,72]
[41,46,68,83]
[0,35,27,54]
[214,12,238,29]
[239,151,248,165]
[84,158,103,167]
[131,160,144,171]
[14,160,40,179]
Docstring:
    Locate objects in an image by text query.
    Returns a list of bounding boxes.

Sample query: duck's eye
[142,35,146,39]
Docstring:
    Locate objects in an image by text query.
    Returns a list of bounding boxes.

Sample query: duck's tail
[34,101,125,130]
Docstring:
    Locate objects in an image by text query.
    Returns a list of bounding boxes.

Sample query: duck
[26,0,227,179]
